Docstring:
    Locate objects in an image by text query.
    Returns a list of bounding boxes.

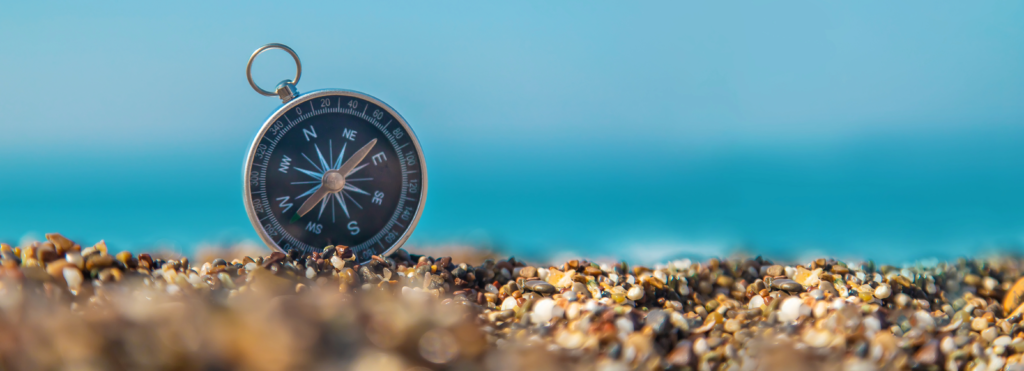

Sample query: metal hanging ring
[246,43,302,97]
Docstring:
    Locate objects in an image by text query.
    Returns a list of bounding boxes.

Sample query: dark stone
[771,279,803,292]
[524,280,556,294]
[646,309,670,334]
[212,258,227,267]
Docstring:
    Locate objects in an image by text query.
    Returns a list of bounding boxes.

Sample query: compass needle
[243,44,424,262]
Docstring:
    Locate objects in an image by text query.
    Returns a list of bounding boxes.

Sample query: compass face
[243,90,426,262]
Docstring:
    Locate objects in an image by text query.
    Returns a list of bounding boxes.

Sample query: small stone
[693,338,709,356]
[914,339,940,365]
[748,295,765,309]
[330,256,345,270]
[982,327,998,342]
[940,336,956,355]
[524,280,556,294]
[511,266,533,279]
[771,279,803,292]
[779,297,809,322]
[874,284,891,299]
[211,258,227,267]
[45,233,74,253]
[626,285,645,301]
[666,340,693,366]
[964,274,981,287]
[115,251,133,264]
[802,328,833,348]
[531,298,559,324]
[583,266,602,276]
[646,309,670,334]
[724,319,741,333]
[972,317,990,332]
[63,266,83,291]
[983,277,999,291]
[994,336,1012,347]
[501,296,519,310]
[85,255,114,271]
[895,293,911,308]
[766,265,784,276]
[715,275,734,287]
[554,330,586,349]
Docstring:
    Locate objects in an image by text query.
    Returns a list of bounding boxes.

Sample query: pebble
[874,284,891,299]
[941,336,956,354]
[500,297,519,311]
[779,297,809,322]
[972,317,990,332]
[518,266,537,278]
[981,327,998,342]
[724,319,741,333]
[524,280,556,294]
[770,279,803,292]
[994,336,1012,347]
[531,298,558,324]
[62,266,83,291]
[626,286,644,301]
[748,295,765,309]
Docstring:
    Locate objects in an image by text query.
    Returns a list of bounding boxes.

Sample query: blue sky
[2,2,1023,262]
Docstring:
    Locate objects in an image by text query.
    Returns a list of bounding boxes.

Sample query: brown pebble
[519,266,537,278]
[44,233,74,253]
[85,255,114,271]
[263,252,286,268]
[766,265,784,276]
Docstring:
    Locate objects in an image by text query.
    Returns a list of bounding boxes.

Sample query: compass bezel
[242,89,428,259]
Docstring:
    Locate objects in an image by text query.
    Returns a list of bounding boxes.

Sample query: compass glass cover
[246,92,424,261]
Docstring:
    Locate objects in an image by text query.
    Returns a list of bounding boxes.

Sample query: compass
[242,44,426,263]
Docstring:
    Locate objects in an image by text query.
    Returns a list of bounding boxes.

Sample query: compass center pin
[322,171,346,192]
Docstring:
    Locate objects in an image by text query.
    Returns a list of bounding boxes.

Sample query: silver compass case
[242,45,426,262]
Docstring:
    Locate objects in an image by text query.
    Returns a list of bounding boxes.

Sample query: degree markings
[252,94,421,255]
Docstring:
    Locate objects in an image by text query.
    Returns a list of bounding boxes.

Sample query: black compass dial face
[245,92,425,261]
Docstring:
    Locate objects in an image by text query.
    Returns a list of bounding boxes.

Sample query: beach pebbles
[2,233,1024,370]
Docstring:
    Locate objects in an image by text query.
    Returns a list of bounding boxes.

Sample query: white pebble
[994,336,1012,347]
[693,337,709,356]
[566,302,582,320]
[306,266,316,280]
[813,301,829,319]
[748,295,765,309]
[245,262,257,272]
[779,297,809,323]
[65,252,84,269]
[532,298,556,324]
[63,267,83,290]
[615,317,634,335]
[501,297,519,311]
[330,256,345,270]
[940,336,956,354]
[537,268,549,281]
[910,311,934,331]
[874,284,891,299]
[626,286,645,301]
[983,277,999,291]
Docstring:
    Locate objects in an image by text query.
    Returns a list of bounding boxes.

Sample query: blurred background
[1,1,1023,264]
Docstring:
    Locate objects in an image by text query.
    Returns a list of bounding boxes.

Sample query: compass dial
[243,90,426,262]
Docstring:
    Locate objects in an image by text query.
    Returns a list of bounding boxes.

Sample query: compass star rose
[291,139,374,222]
